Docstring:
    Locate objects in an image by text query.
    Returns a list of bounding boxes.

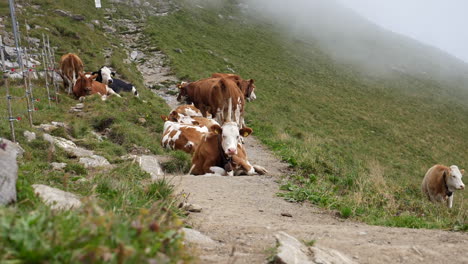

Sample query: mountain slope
[144,0,467,229]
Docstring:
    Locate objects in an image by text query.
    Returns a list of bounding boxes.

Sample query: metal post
[1,36,16,142]
[8,0,33,127]
[24,20,35,111]
[42,48,51,107]
[46,35,59,100]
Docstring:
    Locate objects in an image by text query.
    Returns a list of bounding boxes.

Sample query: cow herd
[162,73,267,176]
[58,53,464,208]
[59,53,139,100]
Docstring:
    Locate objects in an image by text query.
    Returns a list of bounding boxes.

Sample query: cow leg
[209,166,226,176]
[447,194,454,208]
[70,72,76,95]
[253,165,268,175]
[106,87,122,97]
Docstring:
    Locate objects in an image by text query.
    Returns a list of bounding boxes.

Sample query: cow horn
[227,97,232,122]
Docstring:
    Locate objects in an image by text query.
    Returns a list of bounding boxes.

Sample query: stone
[136,155,164,181]
[182,228,216,246]
[23,131,36,142]
[51,162,67,170]
[274,231,313,264]
[38,124,58,132]
[181,202,202,212]
[72,15,85,21]
[281,212,293,217]
[32,184,81,210]
[54,9,70,17]
[130,50,139,60]
[75,103,84,109]
[79,155,110,168]
[138,117,147,125]
[0,139,21,205]
[311,246,357,264]
[173,48,183,54]
[51,136,94,157]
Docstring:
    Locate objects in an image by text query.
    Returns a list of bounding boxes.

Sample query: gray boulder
[0,139,23,205]
[32,184,82,210]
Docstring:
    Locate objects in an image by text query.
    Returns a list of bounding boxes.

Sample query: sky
[338,0,468,63]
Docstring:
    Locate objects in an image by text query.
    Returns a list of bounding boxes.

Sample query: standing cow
[59,53,84,95]
[211,73,256,101]
[422,164,465,208]
[177,77,245,127]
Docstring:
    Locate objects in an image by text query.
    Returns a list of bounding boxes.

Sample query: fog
[339,0,468,63]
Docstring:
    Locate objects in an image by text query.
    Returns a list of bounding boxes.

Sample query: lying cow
[211,73,256,101]
[169,104,203,120]
[92,66,139,97]
[177,78,245,127]
[422,164,465,208]
[59,53,84,95]
[161,117,209,154]
[73,73,121,100]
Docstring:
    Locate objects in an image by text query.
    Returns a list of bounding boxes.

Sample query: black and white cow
[92,66,139,97]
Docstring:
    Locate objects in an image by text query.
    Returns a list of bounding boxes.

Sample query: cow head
[446,165,465,191]
[246,79,256,101]
[177,82,190,102]
[99,66,113,85]
[210,122,252,156]
[75,73,95,96]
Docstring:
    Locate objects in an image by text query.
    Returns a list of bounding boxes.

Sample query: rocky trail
[105,9,468,264]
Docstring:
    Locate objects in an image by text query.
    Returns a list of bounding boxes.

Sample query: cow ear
[210,124,222,135]
[91,73,98,80]
[249,79,255,84]
[240,127,253,137]
[111,72,116,77]
[461,169,465,175]
[160,115,169,121]
[91,71,99,75]
[169,111,179,121]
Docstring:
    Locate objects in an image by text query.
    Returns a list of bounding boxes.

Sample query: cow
[73,73,121,100]
[92,66,139,97]
[189,99,267,176]
[211,73,256,101]
[422,164,465,208]
[160,117,209,154]
[177,77,245,127]
[169,104,203,120]
[59,53,84,95]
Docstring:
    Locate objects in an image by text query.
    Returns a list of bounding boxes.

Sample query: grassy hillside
[0,0,191,262]
[144,0,468,230]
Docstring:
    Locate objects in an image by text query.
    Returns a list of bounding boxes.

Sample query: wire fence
[2,0,61,142]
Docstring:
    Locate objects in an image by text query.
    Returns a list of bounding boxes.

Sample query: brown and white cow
[59,53,84,95]
[189,100,267,176]
[177,78,245,127]
[422,164,465,208]
[73,73,121,100]
[169,104,203,121]
[211,73,256,101]
[160,117,209,154]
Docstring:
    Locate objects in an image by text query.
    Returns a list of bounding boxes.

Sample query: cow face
[211,122,252,156]
[76,73,94,95]
[241,79,256,101]
[447,165,465,191]
[177,82,190,102]
[100,66,113,85]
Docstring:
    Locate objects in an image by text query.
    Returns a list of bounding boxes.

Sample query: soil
[111,13,468,264]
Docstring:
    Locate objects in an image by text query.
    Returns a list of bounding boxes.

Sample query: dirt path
[111,13,468,264]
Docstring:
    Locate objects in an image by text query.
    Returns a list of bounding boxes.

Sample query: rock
[311,246,357,264]
[0,139,21,205]
[75,103,84,109]
[72,15,85,21]
[43,133,54,144]
[181,202,202,213]
[103,24,116,33]
[51,121,67,128]
[91,131,104,141]
[23,131,36,142]
[91,20,100,25]
[281,212,293,217]
[136,155,164,181]
[32,184,81,210]
[86,23,95,30]
[173,48,183,54]
[51,162,67,170]
[79,155,110,168]
[51,136,93,157]
[54,9,70,17]
[138,117,146,125]
[38,124,58,132]
[182,228,216,246]
[130,50,138,60]
[274,232,313,264]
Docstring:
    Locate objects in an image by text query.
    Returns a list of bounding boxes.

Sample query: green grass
[143,0,467,230]
[0,1,192,262]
